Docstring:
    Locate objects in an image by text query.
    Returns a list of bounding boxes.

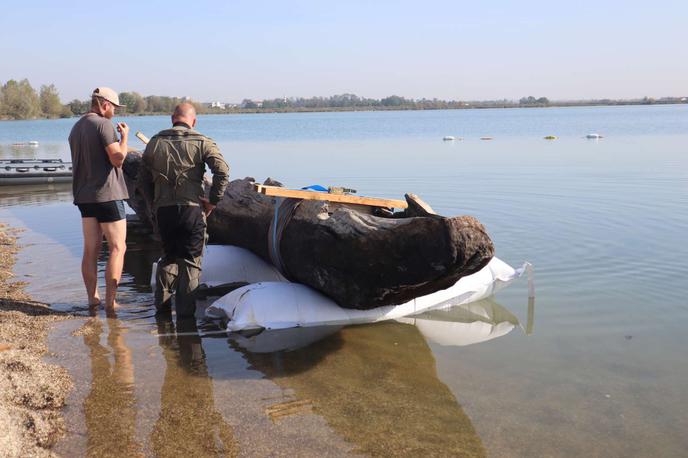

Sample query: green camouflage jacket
[139,126,229,211]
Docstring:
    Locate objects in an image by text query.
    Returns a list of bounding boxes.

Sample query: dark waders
[154,205,206,317]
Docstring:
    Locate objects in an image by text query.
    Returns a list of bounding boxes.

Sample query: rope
[267,197,302,280]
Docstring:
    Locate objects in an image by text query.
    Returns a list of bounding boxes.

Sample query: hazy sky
[1,0,686,102]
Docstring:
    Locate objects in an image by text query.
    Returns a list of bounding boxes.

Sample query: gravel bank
[0,223,74,457]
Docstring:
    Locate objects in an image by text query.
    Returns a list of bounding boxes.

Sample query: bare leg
[81,218,103,306]
[100,219,127,309]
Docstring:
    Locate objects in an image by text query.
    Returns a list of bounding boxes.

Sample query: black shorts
[77,200,126,223]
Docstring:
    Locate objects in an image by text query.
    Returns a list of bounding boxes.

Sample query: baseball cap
[91,87,124,107]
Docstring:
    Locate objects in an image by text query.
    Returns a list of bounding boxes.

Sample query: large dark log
[122,152,154,230]
[122,153,495,310]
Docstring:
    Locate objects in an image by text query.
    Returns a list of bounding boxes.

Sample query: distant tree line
[68,93,203,116]
[0,79,72,120]
[241,94,478,111]
[0,79,204,120]
[519,96,550,106]
[233,94,554,111]
[1,78,686,121]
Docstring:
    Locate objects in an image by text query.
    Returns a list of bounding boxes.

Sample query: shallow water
[1,105,687,456]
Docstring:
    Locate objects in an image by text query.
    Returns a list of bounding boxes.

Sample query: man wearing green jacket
[139,102,229,316]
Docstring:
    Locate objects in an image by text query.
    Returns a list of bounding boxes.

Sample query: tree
[0,79,41,119]
[381,95,408,107]
[40,84,63,118]
[145,95,183,113]
[144,95,163,112]
[60,105,74,118]
[68,99,89,115]
[119,91,147,113]
[520,96,549,106]
[519,96,537,105]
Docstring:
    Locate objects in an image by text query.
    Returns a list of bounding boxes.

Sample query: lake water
[1,105,687,456]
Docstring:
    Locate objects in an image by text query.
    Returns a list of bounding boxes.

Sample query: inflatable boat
[0,159,72,185]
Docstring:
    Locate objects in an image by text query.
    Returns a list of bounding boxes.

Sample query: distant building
[210,101,226,109]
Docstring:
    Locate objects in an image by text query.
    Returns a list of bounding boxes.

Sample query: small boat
[0,159,72,185]
[443,136,455,141]
[544,135,557,140]
[480,136,493,140]
[586,133,603,139]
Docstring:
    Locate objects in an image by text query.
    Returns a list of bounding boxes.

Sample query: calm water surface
[1,105,687,456]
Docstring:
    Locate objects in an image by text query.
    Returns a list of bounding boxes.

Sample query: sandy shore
[0,223,74,457]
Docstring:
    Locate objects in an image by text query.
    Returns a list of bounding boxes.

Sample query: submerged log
[122,153,494,310]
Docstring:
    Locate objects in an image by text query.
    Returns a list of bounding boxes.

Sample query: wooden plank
[253,183,408,208]
[136,131,150,144]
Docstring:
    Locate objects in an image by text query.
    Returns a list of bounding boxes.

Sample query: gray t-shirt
[68,113,129,204]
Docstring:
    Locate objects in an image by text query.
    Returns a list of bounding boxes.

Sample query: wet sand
[0,223,74,456]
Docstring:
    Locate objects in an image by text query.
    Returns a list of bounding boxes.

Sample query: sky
[1,0,686,103]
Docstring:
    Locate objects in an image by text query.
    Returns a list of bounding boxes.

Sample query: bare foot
[104,302,119,319]
[88,296,101,307]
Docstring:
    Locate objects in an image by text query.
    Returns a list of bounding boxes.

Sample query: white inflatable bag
[151,245,286,289]
[206,256,532,331]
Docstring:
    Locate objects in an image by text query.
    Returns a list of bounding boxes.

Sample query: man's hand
[116,122,129,138]
[106,122,130,168]
[199,197,216,217]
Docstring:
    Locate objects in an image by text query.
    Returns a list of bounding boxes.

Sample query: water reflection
[121,232,160,293]
[230,296,533,354]
[153,315,238,456]
[0,142,68,160]
[235,321,487,456]
[0,182,72,207]
[231,325,343,353]
[401,297,533,347]
[81,318,142,457]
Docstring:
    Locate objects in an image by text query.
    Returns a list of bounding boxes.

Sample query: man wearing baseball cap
[68,86,130,314]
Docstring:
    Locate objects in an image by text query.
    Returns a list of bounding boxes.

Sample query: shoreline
[0,101,686,122]
[0,223,74,456]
